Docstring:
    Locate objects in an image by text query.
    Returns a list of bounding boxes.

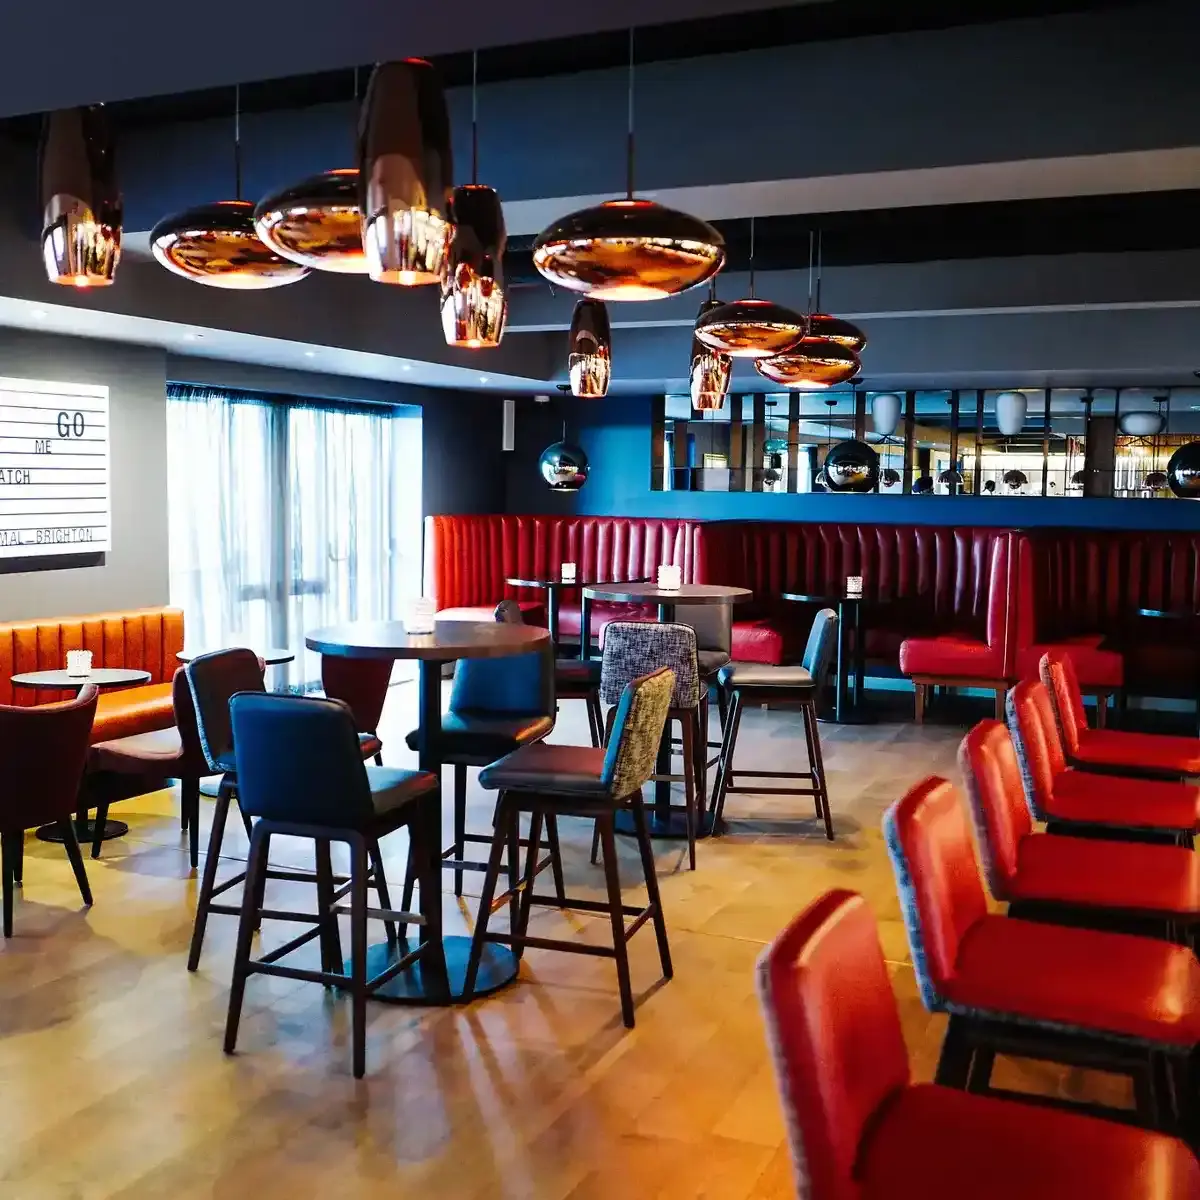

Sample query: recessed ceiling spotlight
[304,349,316,358]
[183,331,203,340]
[478,375,489,384]
[534,394,550,403]
[402,363,412,371]
[31,309,47,319]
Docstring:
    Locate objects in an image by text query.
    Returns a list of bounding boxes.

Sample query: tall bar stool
[464,667,676,1027]
[675,601,733,796]
[222,692,439,1079]
[593,621,704,869]
[709,608,838,839]
[321,654,391,764]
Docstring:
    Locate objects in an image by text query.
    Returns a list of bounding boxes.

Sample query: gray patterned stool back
[801,608,839,685]
[600,621,700,710]
[602,667,676,799]
[494,599,524,625]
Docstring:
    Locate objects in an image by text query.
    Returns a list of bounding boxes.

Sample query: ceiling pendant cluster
[689,287,731,410]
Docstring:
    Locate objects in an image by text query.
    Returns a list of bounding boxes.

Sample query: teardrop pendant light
[359,59,454,286]
[689,288,731,410]
[441,52,507,347]
[568,299,612,398]
[532,31,723,301]
[39,104,122,287]
[694,218,806,358]
[151,87,309,289]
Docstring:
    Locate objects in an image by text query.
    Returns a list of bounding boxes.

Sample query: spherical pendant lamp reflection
[690,297,731,410]
[39,105,122,287]
[880,467,901,489]
[359,59,454,286]
[913,475,934,494]
[539,439,589,491]
[533,198,724,301]
[568,299,611,398]
[441,185,507,348]
[754,339,859,389]
[1143,470,1169,491]
[150,200,310,289]
[823,440,879,493]
[694,299,807,359]
[1003,469,1029,493]
[1167,443,1200,498]
[807,312,866,354]
[253,168,365,273]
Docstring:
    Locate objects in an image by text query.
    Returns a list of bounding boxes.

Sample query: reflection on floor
[0,686,1136,1198]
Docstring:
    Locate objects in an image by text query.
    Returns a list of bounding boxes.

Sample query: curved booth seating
[958,719,1200,941]
[757,889,1200,1200]
[0,607,185,741]
[884,775,1200,1133]
[1040,649,1200,778]
[1005,679,1200,846]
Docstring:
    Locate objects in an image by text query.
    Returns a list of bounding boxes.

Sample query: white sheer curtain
[167,385,423,689]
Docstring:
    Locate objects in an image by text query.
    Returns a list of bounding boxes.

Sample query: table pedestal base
[614,807,717,841]
[357,936,518,1005]
[36,818,128,844]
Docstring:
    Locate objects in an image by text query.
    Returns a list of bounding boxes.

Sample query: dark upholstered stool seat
[358,732,383,759]
[860,1082,1200,1199]
[697,649,731,678]
[404,713,553,759]
[555,658,603,687]
[90,726,183,770]
[480,743,608,796]
[717,662,813,688]
[366,766,438,816]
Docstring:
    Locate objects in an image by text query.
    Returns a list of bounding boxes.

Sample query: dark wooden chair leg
[711,690,743,828]
[965,1046,995,1094]
[630,791,672,979]
[543,812,567,903]
[453,763,468,898]
[223,824,269,1056]
[680,713,697,871]
[597,812,635,1028]
[91,798,110,859]
[934,1016,975,1088]
[0,831,16,937]
[368,840,397,945]
[373,751,384,767]
[314,840,344,983]
[59,819,92,907]
[188,774,234,972]
[349,836,369,1079]
[805,701,834,842]
[513,809,544,963]
[11,831,22,886]
[463,800,510,999]
[182,777,200,870]
[590,707,619,865]
[914,682,927,724]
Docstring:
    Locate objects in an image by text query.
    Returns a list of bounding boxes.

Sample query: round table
[782,592,882,724]
[583,583,752,839]
[306,619,550,1006]
[11,667,153,844]
[507,576,652,658]
[177,647,295,666]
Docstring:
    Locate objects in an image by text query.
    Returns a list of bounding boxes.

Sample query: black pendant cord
[351,66,359,158]
[748,216,756,298]
[471,50,479,186]
[626,28,636,201]
[233,84,242,201]
[806,230,815,315]
[815,229,823,314]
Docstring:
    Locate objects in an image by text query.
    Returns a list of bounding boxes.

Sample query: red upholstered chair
[757,889,1200,1200]
[1040,650,1200,779]
[320,655,389,764]
[885,776,1200,1131]
[958,720,1200,942]
[1005,679,1200,846]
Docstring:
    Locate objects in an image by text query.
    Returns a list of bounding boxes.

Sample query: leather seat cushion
[404,713,553,761]
[358,732,383,760]
[860,1082,1200,1199]
[1075,729,1200,776]
[697,649,731,678]
[719,663,814,688]
[1017,637,1123,688]
[436,602,546,626]
[730,618,795,666]
[89,726,183,773]
[91,683,176,743]
[1048,768,1200,832]
[1010,834,1200,916]
[945,913,1200,1045]
[899,635,1003,678]
[366,766,437,815]
[479,743,608,795]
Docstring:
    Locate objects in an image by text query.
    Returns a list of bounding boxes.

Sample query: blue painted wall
[506,396,1200,531]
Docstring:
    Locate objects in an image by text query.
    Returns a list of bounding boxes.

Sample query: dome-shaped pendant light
[39,104,122,287]
[540,419,589,491]
[359,59,454,286]
[689,287,731,410]
[442,52,507,348]
[694,217,806,358]
[532,32,723,301]
[995,391,1027,437]
[568,299,611,398]
[807,312,867,354]
[151,87,309,289]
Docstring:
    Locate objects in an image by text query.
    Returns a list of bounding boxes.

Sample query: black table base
[36,818,128,845]
[614,807,717,841]
[354,936,517,1004]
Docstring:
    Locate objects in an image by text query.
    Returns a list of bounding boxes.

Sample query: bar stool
[222,692,439,1078]
[709,608,838,840]
[321,654,391,764]
[594,621,704,869]
[464,666,676,1027]
[675,600,733,796]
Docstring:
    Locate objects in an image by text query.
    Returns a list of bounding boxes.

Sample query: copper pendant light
[531,31,724,301]
[359,59,454,286]
[568,299,612,398]
[39,105,122,287]
[441,53,507,347]
[689,290,731,410]
[807,311,867,354]
[151,87,308,289]
[254,168,366,274]
[693,217,806,358]
[755,340,860,389]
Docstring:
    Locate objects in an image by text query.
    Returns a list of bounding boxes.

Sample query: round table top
[581,582,752,605]
[783,591,873,605]
[11,667,152,689]
[306,620,550,661]
[177,647,295,665]
[506,576,571,590]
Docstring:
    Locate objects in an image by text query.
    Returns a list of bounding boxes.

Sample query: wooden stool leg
[993,687,1007,721]
[223,824,269,1056]
[462,800,511,1000]
[368,840,397,945]
[914,682,927,724]
[934,1016,974,1088]
[805,700,834,842]
[182,777,200,870]
[453,764,468,898]
[680,712,697,871]
[11,830,22,886]
[586,692,603,748]
[711,690,743,828]
[597,811,635,1027]
[514,809,544,961]
[591,706,619,865]
[188,774,234,972]
[543,813,567,903]
[60,820,92,907]
[630,791,672,980]
[91,797,110,859]
[314,840,344,982]
[1,832,17,937]
[349,837,369,1079]
[1096,693,1109,729]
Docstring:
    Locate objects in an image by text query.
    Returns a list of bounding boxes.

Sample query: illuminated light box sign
[0,376,110,558]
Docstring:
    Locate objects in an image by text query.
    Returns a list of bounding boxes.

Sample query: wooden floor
[0,686,1134,1198]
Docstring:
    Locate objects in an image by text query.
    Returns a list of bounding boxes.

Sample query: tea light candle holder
[66,649,93,678]
[406,598,437,635]
[657,564,682,592]
[561,562,577,583]
[846,575,864,597]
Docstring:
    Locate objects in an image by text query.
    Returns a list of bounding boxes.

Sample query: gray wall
[0,330,169,621]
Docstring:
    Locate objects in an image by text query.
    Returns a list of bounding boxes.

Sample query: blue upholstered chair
[465,667,676,1027]
[223,692,439,1079]
[710,607,838,839]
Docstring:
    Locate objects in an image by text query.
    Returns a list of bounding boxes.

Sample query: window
[167,385,422,689]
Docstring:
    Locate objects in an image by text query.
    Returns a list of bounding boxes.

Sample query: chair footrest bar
[724,785,820,797]
[477,930,617,959]
[727,770,817,780]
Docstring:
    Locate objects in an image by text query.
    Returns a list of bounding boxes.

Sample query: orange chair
[1041,649,1200,779]
[758,889,1200,1199]
[1006,679,1200,847]
[884,776,1200,1131]
[959,720,1200,943]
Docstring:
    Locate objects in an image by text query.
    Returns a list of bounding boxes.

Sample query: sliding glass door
[167,385,422,688]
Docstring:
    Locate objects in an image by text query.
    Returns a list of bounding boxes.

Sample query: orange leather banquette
[0,607,185,742]
[425,514,702,639]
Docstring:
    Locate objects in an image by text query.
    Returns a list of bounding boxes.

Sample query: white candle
[657,564,682,591]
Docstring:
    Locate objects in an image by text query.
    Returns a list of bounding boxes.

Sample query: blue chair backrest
[230,692,374,826]
[802,608,839,684]
[449,639,555,718]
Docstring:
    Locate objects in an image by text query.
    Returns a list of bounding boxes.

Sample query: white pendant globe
[870,392,902,437]
[995,391,1027,436]
[1118,410,1166,437]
